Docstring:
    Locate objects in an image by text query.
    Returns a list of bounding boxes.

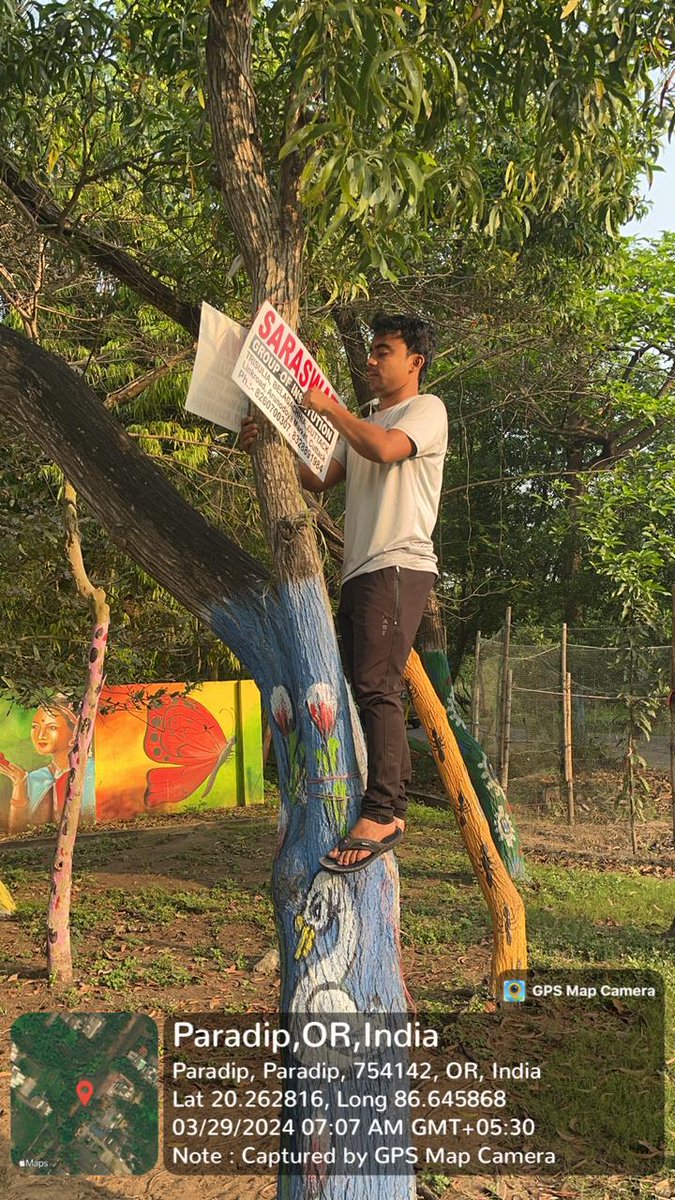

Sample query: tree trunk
[205,7,416,1191]
[331,301,372,412]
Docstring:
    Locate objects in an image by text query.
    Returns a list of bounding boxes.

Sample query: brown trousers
[337,566,435,824]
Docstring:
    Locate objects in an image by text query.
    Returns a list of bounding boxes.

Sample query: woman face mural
[0,696,95,834]
[30,705,76,768]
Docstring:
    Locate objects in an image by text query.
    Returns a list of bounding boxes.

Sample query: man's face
[367,333,422,397]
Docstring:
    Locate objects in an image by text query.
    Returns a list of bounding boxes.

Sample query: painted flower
[495,804,516,849]
[270,685,294,735]
[306,682,337,740]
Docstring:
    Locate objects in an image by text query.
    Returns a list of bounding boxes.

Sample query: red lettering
[308,367,324,390]
[268,322,284,354]
[280,332,297,367]
[299,358,312,388]
[258,307,275,340]
[289,348,304,378]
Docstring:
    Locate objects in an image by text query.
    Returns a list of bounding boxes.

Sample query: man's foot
[326,815,405,868]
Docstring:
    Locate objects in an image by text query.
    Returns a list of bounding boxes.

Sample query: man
[241,313,447,873]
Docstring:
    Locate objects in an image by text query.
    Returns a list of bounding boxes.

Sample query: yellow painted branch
[404,649,527,994]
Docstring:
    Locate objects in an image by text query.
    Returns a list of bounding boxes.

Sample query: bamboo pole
[671,584,675,846]
[561,621,568,803]
[627,714,638,857]
[500,669,513,791]
[405,649,528,994]
[497,607,512,782]
[470,629,482,739]
[564,670,575,825]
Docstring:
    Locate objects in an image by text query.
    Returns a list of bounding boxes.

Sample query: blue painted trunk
[210,575,416,1199]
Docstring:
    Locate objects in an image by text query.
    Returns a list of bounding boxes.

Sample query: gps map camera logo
[503,978,527,1003]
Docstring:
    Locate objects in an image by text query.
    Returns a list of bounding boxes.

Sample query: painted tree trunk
[206,6,419,1191]
[0,879,16,915]
[47,611,109,984]
[210,587,414,1200]
[415,597,527,881]
[404,651,528,991]
[47,483,110,985]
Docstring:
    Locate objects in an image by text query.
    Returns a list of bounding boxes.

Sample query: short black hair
[370,312,436,385]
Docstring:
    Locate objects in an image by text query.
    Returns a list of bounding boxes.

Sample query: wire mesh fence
[473,625,673,822]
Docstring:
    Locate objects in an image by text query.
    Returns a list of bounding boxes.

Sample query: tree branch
[0,327,271,629]
[104,347,195,408]
[206,0,293,300]
[589,416,668,469]
[0,157,200,336]
[330,301,372,412]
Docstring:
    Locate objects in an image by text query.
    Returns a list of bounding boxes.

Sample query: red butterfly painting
[143,695,236,809]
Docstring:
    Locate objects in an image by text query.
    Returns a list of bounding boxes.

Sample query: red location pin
[76,1080,94,1107]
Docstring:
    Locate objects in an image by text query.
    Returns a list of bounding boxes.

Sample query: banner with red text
[231,301,342,480]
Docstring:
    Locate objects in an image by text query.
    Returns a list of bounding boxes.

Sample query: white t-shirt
[332,393,447,584]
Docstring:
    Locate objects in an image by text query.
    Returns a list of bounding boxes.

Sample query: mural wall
[0,681,263,833]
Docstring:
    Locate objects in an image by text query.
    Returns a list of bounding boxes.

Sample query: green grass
[88,949,197,991]
[195,945,249,972]
[400,805,674,1190]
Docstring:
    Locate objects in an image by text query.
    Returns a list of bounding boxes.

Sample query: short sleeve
[332,436,347,467]
[391,394,447,458]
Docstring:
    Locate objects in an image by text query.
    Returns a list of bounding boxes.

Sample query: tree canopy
[1,0,674,696]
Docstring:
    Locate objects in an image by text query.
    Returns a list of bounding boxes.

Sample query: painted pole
[404,650,527,991]
[0,878,16,915]
[415,598,527,881]
[47,483,110,986]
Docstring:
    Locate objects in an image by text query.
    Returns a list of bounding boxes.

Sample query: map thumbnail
[11,1012,158,1175]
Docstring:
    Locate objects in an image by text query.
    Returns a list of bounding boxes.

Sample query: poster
[231,301,342,480]
[184,301,249,431]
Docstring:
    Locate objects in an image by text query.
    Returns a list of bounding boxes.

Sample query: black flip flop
[319,828,403,874]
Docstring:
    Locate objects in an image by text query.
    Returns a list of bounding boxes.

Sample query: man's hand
[303,389,414,464]
[302,387,335,419]
[239,414,259,453]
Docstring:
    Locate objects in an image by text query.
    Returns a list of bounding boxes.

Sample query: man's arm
[302,390,414,464]
[299,458,346,494]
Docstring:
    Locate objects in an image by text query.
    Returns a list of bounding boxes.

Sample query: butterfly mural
[143,695,236,809]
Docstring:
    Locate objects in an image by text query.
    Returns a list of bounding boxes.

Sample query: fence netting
[474,630,671,813]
